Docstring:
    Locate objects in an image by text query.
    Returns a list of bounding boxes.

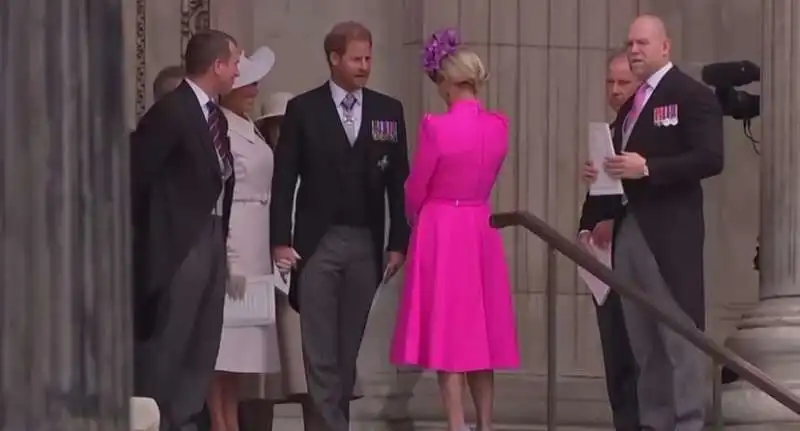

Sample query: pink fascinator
[421,28,461,78]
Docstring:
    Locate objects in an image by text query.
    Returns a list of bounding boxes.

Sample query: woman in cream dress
[208,46,278,431]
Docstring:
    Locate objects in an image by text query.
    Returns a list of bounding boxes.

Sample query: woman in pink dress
[391,28,520,431]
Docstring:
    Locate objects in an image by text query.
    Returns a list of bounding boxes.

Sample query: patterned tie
[206,101,232,177]
[341,93,357,145]
[624,83,650,133]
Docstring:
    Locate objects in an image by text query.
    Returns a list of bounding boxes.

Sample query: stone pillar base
[723,426,800,431]
[722,381,800,425]
[721,298,800,426]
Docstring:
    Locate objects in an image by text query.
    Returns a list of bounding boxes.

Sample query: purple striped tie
[206,101,232,169]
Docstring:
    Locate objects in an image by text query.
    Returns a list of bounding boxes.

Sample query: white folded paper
[588,122,624,196]
[273,265,290,295]
[577,239,612,306]
[223,274,276,327]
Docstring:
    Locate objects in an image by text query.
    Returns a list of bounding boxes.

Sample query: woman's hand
[227,274,247,300]
[273,246,301,274]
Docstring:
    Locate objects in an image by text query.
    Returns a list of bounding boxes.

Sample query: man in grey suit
[583,15,723,431]
[270,21,410,431]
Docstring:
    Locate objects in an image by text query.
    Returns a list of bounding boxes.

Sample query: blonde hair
[439,49,489,90]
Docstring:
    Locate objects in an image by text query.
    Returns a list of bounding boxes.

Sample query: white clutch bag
[223,275,275,327]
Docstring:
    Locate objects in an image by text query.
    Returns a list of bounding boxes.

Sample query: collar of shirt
[221,106,260,144]
[329,80,363,108]
[645,61,673,91]
[185,78,214,119]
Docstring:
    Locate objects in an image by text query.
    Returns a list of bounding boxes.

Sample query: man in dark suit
[582,15,723,431]
[269,21,410,431]
[131,29,240,431]
[578,49,641,431]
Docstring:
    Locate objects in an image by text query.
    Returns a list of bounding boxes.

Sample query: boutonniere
[377,155,389,171]
[371,120,398,142]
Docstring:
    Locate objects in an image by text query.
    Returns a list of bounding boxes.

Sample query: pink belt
[426,198,486,207]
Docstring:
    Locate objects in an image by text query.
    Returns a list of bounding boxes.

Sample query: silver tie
[341,93,357,145]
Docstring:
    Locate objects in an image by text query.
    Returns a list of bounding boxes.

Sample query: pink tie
[625,83,649,132]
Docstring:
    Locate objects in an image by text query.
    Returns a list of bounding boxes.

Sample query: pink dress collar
[449,98,481,112]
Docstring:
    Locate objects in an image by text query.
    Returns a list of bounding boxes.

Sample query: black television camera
[701,60,761,120]
[701,61,761,147]
[702,61,762,272]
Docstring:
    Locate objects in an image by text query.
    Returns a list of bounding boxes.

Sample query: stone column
[0,0,130,430]
[721,0,800,428]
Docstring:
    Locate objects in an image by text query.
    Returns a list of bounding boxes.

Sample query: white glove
[226,273,247,300]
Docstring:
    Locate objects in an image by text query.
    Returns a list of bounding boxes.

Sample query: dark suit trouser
[299,226,378,431]
[595,290,640,431]
[614,214,708,431]
[134,216,227,431]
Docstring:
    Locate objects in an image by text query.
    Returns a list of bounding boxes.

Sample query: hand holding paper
[603,151,647,179]
[382,251,405,283]
[587,122,624,196]
[591,220,614,250]
[581,160,599,184]
[274,247,301,284]
[577,235,612,305]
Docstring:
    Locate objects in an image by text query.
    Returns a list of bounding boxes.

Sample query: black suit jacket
[130,81,235,340]
[270,83,411,311]
[578,66,724,328]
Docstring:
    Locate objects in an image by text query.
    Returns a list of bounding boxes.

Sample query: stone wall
[122,0,764,427]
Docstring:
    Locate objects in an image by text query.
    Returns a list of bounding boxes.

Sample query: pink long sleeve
[404,116,439,223]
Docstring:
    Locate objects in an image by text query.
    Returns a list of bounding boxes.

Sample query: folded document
[577,240,612,306]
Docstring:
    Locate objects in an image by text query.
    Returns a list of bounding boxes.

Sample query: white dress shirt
[185,78,212,120]
[622,62,673,146]
[640,61,673,107]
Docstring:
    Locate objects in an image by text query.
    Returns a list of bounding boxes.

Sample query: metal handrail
[490,210,800,428]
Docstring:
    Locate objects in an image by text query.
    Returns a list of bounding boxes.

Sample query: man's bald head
[626,14,671,79]
[632,14,669,39]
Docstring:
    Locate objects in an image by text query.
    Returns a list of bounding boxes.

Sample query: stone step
[271,418,614,431]
[273,418,729,430]
[413,423,613,430]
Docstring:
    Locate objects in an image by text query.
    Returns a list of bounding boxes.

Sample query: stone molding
[134,0,146,118]
[134,0,211,119]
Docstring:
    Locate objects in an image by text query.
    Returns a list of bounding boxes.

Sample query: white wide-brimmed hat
[232,46,275,89]
[256,92,294,121]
